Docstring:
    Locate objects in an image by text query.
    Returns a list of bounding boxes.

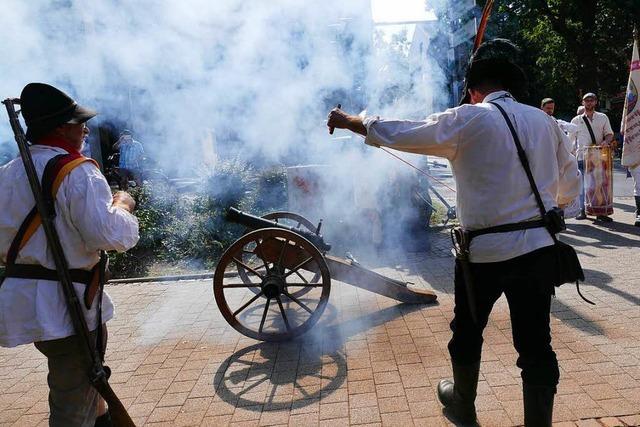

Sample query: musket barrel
[227,207,331,252]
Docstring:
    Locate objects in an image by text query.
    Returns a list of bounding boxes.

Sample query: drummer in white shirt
[570,92,614,221]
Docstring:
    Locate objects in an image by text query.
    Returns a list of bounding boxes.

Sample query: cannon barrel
[227,207,332,252]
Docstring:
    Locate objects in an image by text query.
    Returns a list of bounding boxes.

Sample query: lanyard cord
[379,146,457,193]
[379,92,512,193]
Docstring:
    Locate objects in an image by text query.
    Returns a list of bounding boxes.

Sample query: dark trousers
[448,245,560,388]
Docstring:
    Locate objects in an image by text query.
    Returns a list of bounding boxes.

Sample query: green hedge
[109,159,287,278]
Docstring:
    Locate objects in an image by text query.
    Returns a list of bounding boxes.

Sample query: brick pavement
[1,198,639,427]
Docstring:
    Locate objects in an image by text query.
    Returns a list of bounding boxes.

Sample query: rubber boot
[635,197,640,227]
[94,411,112,427]
[523,384,555,427]
[437,361,480,425]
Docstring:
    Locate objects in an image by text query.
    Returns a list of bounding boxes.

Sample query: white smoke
[0,0,450,254]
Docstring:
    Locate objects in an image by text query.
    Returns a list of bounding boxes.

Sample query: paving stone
[2,203,640,426]
[350,406,382,424]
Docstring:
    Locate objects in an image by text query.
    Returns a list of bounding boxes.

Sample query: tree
[482,0,640,120]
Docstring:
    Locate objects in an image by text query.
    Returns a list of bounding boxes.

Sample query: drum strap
[582,115,597,146]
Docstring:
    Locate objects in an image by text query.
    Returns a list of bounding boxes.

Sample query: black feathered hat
[20,83,97,141]
[459,38,527,105]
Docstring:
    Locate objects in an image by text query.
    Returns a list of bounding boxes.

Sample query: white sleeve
[363,107,467,160]
[554,125,581,205]
[603,115,614,137]
[65,162,140,252]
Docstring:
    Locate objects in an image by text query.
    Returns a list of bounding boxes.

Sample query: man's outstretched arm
[327,107,367,136]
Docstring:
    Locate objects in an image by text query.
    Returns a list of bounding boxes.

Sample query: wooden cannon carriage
[213,208,437,341]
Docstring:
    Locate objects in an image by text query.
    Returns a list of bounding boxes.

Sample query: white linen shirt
[570,112,614,160]
[0,145,139,347]
[364,91,581,263]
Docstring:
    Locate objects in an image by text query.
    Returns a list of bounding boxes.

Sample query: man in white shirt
[328,39,580,427]
[0,83,139,427]
[570,93,614,221]
[541,97,555,116]
[541,97,579,144]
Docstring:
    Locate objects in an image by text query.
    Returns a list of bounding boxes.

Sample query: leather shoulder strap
[582,115,597,145]
[488,102,547,219]
[6,154,98,266]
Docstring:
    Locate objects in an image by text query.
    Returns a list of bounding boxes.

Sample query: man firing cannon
[327,38,581,427]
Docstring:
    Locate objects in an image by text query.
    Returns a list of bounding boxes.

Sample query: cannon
[213,208,437,341]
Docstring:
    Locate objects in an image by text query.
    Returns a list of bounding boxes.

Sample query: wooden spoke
[294,270,309,284]
[233,291,264,317]
[275,295,291,332]
[286,283,324,287]
[283,292,314,315]
[259,298,271,334]
[223,283,261,288]
[251,239,270,273]
[276,239,288,270]
[284,256,314,278]
[233,257,264,279]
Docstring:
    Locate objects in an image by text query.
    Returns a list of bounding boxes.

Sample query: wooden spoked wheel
[214,228,331,341]
[238,212,321,298]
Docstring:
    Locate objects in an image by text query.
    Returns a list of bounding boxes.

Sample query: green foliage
[108,159,288,278]
[483,0,640,121]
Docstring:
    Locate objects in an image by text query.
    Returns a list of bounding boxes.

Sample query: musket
[2,98,135,427]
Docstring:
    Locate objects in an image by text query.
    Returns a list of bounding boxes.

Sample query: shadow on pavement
[551,297,605,336]
[213,303,422,412]
[561,223,640,249]
[613,201,635,213]
[582,268,640,306]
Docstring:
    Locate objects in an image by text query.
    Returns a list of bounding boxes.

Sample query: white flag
[621,32,640,167]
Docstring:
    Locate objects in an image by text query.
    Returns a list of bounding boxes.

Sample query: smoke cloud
[1,0,449,256]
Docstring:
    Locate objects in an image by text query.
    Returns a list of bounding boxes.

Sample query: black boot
[575,208,587,220]
[95,411,112,427]
[635,197,640,227]
[437,361,480,425]
[523,384,555,427]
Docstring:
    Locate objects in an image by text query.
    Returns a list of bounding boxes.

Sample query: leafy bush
[109,158,288,278]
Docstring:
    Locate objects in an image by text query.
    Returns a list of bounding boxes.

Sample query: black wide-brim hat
[460,38,527,105]
[20,83,97,141]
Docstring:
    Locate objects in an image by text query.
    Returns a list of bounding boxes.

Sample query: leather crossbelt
[467,219,546,241]
[4,263,93,285]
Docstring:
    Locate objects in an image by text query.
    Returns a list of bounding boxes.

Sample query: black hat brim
[25,104,97,140]
[66,104,97,124]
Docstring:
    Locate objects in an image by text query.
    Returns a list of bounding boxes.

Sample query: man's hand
[112,191,136,213]
[327,107,367,136]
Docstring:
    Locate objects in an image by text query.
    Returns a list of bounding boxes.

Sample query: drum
[584,145,614,216]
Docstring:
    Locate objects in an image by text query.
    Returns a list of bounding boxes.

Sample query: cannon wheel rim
[238,211,320,298]
[214,228,331,341]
